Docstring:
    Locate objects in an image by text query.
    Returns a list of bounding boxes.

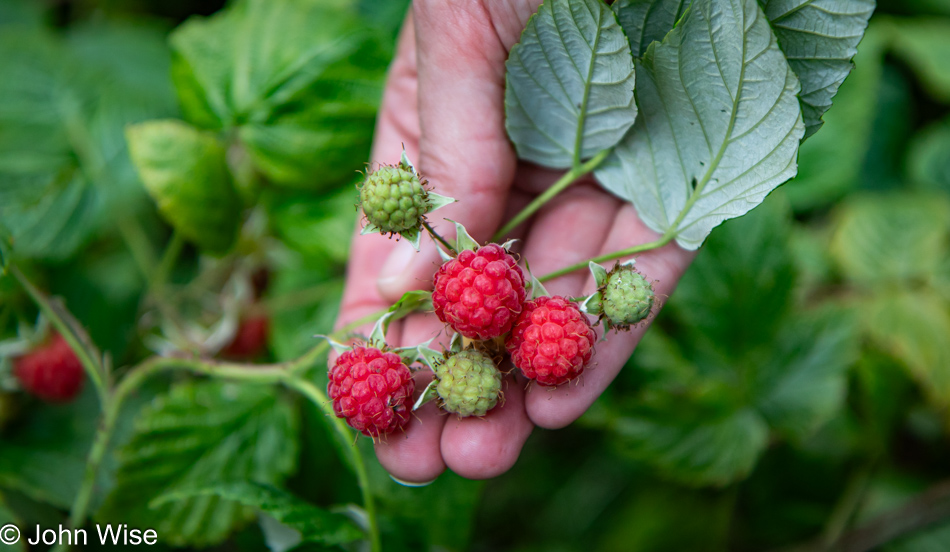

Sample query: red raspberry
[14,334,85,403]
[222,315,270,359]
[506,296,596,387]
[432,244,527,340]
[328,346,415,437]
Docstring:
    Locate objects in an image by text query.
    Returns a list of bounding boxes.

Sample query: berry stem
[423,220,457,255]
[283,378,381,552]
[536,233,675,282]
[53,307,390,551]
[492,149,610,242]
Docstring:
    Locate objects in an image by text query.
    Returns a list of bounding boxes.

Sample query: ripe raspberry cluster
[327,157,654,439]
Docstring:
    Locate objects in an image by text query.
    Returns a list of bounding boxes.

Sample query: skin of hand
[335,0,695,484]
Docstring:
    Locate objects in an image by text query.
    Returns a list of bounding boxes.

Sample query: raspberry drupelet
[432,244,527,340]
[328,346,415,437]
[506,296,596,387]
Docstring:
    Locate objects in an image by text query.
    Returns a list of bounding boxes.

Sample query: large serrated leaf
[154,482,362,546]
[754,308,857,442]
[614,403,769,487]
[170,0,385,188]
[126,120,242,254]
[98,381,299,547]
[595,0,804,250]
[505,0,637,169]
[829,193,950,286]
[0,25,176,260]
[611,0,690,58]
[761,0,875,138]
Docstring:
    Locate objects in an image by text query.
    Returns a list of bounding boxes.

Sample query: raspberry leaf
[595,0,805,250]
[505,0,637,169]
[612,0,874,139]
[152,482,363,547]
[99,380,299,547]
[126,120,242,254]
[170,0,386,189]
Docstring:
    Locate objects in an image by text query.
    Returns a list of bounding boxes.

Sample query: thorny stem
[423,220,456,255]
[492,149,610,242]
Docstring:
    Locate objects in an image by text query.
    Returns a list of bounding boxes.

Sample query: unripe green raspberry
[359,166,430,234]
[435,349,502,417]
[601,265,654,330]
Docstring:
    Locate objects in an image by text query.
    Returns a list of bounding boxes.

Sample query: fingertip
[374,371,447,483]
[524,378,597,429]
[441,377,533,479]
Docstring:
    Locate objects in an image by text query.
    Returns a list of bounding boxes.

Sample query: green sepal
[449,333,464,354]
[579,291,604,317]
[315,335,352,355]
[589,261,610,288]
[388,290,434,320]
[402,227,422,251]
[399,148,417,173]
[417,345,445,371]
[393,345,423,366]
[360,223,381,236]
[412,379,440,411]
[367,313,393,345]
[525,261,550,300]
[448,219,480,252]
[427,192,456,213]
[500,239,519,251]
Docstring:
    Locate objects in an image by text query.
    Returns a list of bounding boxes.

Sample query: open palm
[336,0,694,484]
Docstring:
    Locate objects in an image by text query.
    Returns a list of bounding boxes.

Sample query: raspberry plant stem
[37,296,390,552]
[536,233,675,282]
[492,149,610,241]
[423,220,457,255]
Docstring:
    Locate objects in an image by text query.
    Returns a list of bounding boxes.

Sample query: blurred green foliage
[2,0,950,550]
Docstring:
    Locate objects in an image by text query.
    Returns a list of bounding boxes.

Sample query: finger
[517,182,621,298]
[525,205,695,429]
[338,13,419,331]
[377,1,540,300]
[374,369,447,483]
[441,374,534,479]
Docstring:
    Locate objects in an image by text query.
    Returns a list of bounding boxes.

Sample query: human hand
[336,0,695,484]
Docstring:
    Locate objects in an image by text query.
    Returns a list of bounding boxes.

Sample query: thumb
[376,1,523,301]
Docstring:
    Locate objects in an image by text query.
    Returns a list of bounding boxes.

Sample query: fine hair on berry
[506,296,596,387]
[328,346,415,438]
[432,244,527,340]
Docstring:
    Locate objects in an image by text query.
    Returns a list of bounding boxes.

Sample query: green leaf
[668,194,796,356]
[0,389,101,510]
[267,186,357,264]
[863,289,950,408]
[153,482,362,546]
[614,401,769,487]
[887,19,950,103]
[612,0,690,57]
[909,118,950,194]
[0,498,25,552]
[505,0,637,168]
[595,0,805,250]
[784,23,886,210]
[829,193,950,286]
[754,308,858,441]
[0,26,176,260]
[760,0,875,138]
[126,120,242,254]
[170,0,385,188]
[98,380,299,547]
